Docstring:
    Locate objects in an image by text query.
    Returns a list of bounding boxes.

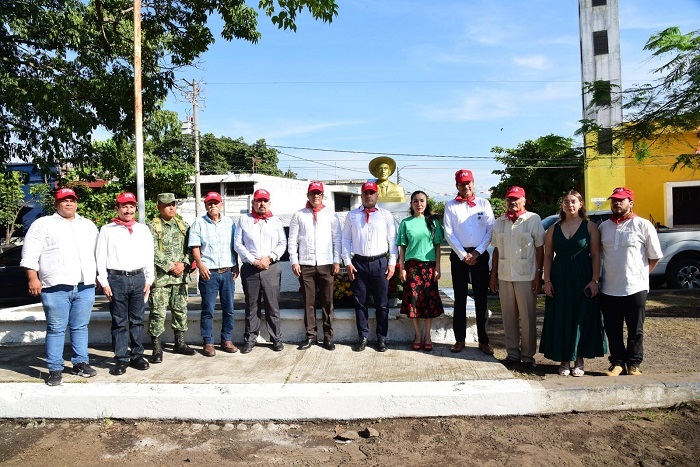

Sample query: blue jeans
[108,272,146,362]
[41,284,95,371]
[199,269,235,344]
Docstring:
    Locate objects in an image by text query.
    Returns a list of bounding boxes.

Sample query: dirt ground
[1,402,698,466]
[1,290,698,466]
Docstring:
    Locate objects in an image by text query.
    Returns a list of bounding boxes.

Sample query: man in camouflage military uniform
[147,193,195,363]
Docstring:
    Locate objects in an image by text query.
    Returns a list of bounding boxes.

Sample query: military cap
[157,193,176,204]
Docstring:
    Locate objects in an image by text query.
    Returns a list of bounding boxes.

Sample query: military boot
[174,331,196,356]
[150,336,163,363]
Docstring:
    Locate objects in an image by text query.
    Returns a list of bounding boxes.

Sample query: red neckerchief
[505,209,527,223]
[611,211,636,225]
[362,206,378,223]
[305,201,325,223]
[455,194,476,207]
[111,218,135,234]
[251,210,273,224]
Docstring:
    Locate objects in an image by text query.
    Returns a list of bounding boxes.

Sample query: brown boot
[202,343,216,357]
[174,331,195,356]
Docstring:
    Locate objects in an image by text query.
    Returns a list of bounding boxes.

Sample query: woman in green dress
[540,191,607,376]
[397,191,444,351]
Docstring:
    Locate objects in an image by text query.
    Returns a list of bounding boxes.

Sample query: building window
[593,31,609,55]
[672,186,700,225]
[592,0,607,7]
[597,128,613,154]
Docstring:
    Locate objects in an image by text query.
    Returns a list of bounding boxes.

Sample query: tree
[0,171,50,244]
[198,135,285,176]
[579,27,700,170]
[60,108,196,226]
[490,135,584,217]
[1,0,338,173]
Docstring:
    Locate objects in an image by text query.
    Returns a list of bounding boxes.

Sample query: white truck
[651,228,700,289]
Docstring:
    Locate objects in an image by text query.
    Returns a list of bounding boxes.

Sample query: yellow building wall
[584,129,699,225]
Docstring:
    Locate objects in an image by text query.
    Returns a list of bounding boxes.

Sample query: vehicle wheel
[665,258,700,289]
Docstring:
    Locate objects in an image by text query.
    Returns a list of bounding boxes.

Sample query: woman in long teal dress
[540,191,607,376]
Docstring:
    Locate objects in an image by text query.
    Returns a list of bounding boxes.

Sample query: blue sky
[165,0,700,198]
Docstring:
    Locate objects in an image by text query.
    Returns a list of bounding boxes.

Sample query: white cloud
[513,55,551,70]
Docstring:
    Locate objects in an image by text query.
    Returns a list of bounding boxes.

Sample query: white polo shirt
[20,212,99,287]
[599,216,663,296]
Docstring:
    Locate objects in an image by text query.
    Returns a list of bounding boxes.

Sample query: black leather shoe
[323,338,336,351]
[377,339,388,352]
[129,356,150,371]
[272,340,284,352]
[110,361,128,376]
[240,342,255,354]
[297,338,316,350]
[353,337,368,352]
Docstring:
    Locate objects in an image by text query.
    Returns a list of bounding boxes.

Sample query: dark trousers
[299,264,334,340]
[351,255,389,340]
[108,272,146,362]
[241,262,282,344]
[450,250,490,344]
[601,291,647,366]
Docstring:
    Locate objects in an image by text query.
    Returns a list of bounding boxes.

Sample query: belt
[353,253,387,262]
[108,268,144,276]
[212,267,231,273]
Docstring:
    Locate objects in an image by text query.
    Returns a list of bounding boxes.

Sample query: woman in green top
[397,191,445,351]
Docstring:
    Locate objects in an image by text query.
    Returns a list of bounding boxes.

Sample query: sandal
[558,363,571,376]
[571,364,585,377]
[412,342,422,351]
[423,342,433,352]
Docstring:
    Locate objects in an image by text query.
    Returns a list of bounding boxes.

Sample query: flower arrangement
[333,268,353,300]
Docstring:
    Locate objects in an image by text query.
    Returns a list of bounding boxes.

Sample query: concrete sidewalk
[1,341,699,421]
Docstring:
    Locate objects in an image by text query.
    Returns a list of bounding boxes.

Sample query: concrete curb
[2,375,698,421]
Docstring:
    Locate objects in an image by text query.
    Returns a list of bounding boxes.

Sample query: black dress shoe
[353,337,368,352]
[323,338,336,351]
[272,340,284,351]
[129,356,150,371]
[240,342,255,354]
[377,339,388,352]
[297,338,316,350]
[110,361,128,376]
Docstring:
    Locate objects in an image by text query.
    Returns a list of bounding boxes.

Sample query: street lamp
[396,165,417,185]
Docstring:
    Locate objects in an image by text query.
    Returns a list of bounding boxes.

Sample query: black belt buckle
[108,268,143,276]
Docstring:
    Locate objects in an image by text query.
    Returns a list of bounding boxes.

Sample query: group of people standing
[21,171,661,386]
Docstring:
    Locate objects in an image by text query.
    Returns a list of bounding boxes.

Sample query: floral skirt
[400,259,444,319]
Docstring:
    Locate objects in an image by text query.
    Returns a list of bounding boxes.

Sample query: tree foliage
[1,0,338,173]
[198,134,287,177]
[0,170,50,244]
[490,135,584,217]
[579,27,700,170]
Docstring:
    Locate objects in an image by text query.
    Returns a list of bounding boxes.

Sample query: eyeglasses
[309,192,323,196]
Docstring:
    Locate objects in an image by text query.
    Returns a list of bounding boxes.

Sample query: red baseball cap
[55,188,78,201]
[116,192,137,204]
[455,169,474,184]
[505,186,526,199]
[204,192,222,203]
[608,187,634,201]
[361,181,378,193]
[253,189,271,200]
[307,181,324,193]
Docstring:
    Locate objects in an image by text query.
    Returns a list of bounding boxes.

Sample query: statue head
[368,156,397,182]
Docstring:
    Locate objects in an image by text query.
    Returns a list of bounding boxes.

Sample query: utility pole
[184,79,202,216]
[133,0,145,223]
[397,164,416,186]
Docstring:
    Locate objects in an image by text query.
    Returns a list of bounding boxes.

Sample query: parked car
[0,246,39,305]
[651,228,700,289]
[541,210,612,232]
